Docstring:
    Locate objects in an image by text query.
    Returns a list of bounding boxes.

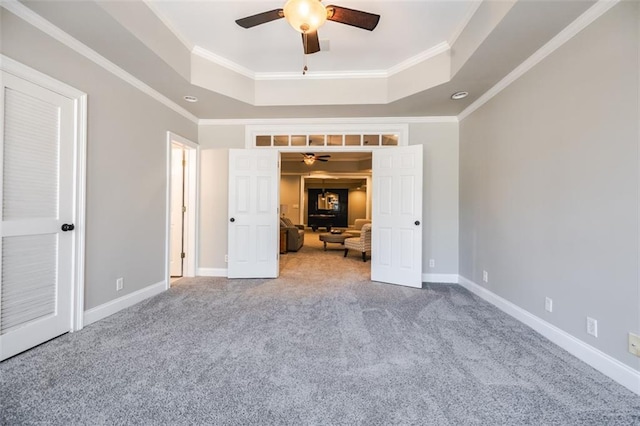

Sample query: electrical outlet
[116,277,123,291]
[545,297,553,313]
[429,259,435,268]
[629,333,640,356]
[225,254,228,263]
[587,317,598,337]
[482,270,488,283]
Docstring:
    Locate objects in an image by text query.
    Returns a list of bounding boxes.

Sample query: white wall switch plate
[116,277,123,291]
[587,317,598,337]
[629,333,640,356]
[429,259,435,268]
[225,254,228,263]
[482,270,488,283]
[545,297,553,312]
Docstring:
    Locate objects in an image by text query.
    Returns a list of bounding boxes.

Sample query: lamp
[283,0,327,33]
[303,156,316,165]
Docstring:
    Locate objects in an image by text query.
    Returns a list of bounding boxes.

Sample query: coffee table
[319,232,354,251]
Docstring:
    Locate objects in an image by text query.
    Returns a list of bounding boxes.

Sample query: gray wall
[198,122,459,278]
[459,2,639,370]
[198,126,244,270]
[1,10,198,310]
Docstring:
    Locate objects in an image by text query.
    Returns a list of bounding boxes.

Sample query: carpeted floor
[1,231,639,424]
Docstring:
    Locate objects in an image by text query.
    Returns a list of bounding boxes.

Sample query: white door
[0,72,75,360]
[371,145,423,288]
[170,145,184,277]
[228,149,279,278]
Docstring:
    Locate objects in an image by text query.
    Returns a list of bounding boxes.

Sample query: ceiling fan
[301,153,331,165]
[235,0,380,55]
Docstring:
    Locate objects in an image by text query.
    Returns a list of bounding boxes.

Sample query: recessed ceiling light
[451,91,469,100]
[184,95,198,103]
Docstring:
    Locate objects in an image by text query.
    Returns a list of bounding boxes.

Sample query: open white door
[169,145,184,277]
[371,145,423,288]
[0,72,76,360]
[228,149,279,278]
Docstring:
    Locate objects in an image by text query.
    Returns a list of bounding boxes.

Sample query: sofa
[280,217,304,251]
[348,219,371,237]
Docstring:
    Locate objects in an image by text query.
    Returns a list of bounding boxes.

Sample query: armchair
[280,217,304,251]
[344,223,371,262]
[349,219,371,237]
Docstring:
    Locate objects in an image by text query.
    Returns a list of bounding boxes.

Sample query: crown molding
[448,0,483,47]
[191,46,255,79]
[199,116,458,126]
[458,0,620,121]
[387,42,450,77]
[142,0,194,51]
[1,0,199,124]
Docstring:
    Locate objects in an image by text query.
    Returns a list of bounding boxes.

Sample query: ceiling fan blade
[235,9,284,29]
[326,5,380,31]
[317,158,329,162]
[302,30,320,54]
[304,152,315,156]
[316,155,331,158]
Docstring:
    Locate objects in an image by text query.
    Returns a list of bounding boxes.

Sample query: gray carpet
[1,232,639,425]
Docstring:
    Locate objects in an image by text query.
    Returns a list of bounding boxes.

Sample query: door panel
[228,149,278,278]
[371,145,423,288]
[1,72,75,360]
[170,146,184,277]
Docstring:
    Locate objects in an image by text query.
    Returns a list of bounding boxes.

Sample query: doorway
[279,151,373,277]
[166,132,198,287]
[0,59,87,360]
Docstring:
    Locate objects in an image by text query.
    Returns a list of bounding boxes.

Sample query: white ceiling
[15,0,597,118]
[148,0,476,74]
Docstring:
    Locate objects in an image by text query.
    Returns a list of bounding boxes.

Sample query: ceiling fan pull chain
[302,31,308,75]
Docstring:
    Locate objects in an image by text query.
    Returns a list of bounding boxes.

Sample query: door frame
[165,132,198,288]
[0,55,88,332]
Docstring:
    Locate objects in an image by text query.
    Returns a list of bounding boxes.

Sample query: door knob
[230,218,235,223]
[61,223,75,232]
[414,221,420,226]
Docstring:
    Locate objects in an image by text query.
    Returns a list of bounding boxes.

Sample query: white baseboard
[83,280,166,327]
[422,273,459,284]
[197,267,228,277]
[457,275,640,396]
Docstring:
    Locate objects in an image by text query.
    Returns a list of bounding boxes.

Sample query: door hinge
[182,206,186,213]
[181,252,186,259]
[182,159,186,167]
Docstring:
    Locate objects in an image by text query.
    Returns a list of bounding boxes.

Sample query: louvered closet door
[0,72,75,360]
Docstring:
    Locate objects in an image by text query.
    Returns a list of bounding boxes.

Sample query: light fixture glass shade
[303,156,315,165]
[283,0,327,33]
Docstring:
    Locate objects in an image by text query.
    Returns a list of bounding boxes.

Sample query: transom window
[246,124,409,150]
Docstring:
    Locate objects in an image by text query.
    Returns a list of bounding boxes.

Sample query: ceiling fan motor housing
[283,0,327,33]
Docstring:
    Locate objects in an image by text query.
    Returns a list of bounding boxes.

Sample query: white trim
[458,275,640,396]
[458,0,620,121]
[422,273,459,284]
[83,281,166,327]
[197,267,228,277]
[71,93,87,332]
[1,0,199,124]
[255,69,388,81]
[142,0,194,51]
[200,116,458,126]
[1,55,88,333]
[192,46,255,79]
[448,0,483,47]
[165,132,199,290]
[387,42,450,77]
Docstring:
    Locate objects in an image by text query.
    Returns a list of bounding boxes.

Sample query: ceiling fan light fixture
[303,156,316,165]
[284,0,327,33]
